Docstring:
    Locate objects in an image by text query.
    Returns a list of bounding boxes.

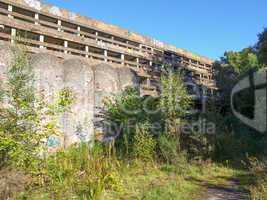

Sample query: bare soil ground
[203,179,249,200]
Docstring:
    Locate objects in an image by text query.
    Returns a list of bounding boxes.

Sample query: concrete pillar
[77,26,81,36]
[8,5,13,18]
[64,40,68,54]
[11,28,16,44]
[136,57,140,68]
[104,50,107,62]
[147,78,151,86]
[34,13,39,25]
[95,32,98,41]
[57,20,62,32]
[121,54,125,65]
[39,35,44,48]
[139,44,142,52]
[85,45,89,58]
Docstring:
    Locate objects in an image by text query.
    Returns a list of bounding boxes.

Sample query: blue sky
[44,0,267,60]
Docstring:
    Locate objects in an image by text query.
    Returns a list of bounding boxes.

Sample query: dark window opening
[13,6,35,18]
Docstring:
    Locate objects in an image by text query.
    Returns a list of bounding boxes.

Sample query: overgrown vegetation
[209,28,267,199]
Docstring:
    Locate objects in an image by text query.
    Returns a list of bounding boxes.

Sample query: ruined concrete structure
[0,0,217,149]
[0,44,138,150]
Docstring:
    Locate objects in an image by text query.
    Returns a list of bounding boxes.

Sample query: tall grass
[20,142,121,200]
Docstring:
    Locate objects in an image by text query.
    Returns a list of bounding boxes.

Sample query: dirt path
[204,180,249,200]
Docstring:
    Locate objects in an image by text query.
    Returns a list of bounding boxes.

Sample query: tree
[160,70,192,137]
[102,87,162,156]
[0,47,74,169]
[222,47,260,75]
[256,28,267,65]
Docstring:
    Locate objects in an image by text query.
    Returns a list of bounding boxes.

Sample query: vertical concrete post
[77,26,81,36]
[11,28,16,44]
[121,54,125,65]
[34,13,39,25]
[58,20,62,32]
[104,49,107,62]
[39,35,44,48]
[95,32,98,41]
[147,78,151,87]
[139,44,142,52]
[85,45,89,58]
[64,40,68,54]
[8,5,13,18]
[136,57,140,68]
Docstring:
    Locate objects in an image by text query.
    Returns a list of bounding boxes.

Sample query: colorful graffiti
[47,135,61,148]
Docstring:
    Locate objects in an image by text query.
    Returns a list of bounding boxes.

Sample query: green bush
[133,122,157,161]
[158,134,179,164]
[247,157,267,200]
[103,87,161,157]
[0,47,74,171]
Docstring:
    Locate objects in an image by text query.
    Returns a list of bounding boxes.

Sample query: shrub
[247,157,267,200]
[102,87,161,157]
[133,122,157,161]
[157,134,179,164]
[0,47,74,171]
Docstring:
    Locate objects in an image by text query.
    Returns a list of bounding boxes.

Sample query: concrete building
[0,0,217,149]
[0,0,217,96]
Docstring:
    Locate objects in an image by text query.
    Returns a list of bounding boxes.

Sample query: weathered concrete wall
[0,44,138,150]
[63,59,95,147]
[93,63,121,108]
[117,67,139,91]
[0,45,14,83]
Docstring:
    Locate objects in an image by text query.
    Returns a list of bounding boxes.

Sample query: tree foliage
[222,48,260,75]
[0,47,74,170]
[160,70,192,136]
[256,28,267,66]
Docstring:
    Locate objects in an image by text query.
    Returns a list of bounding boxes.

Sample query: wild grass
[8,142,246,200]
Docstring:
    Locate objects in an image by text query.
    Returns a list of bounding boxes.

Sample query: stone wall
[0,44,138,151]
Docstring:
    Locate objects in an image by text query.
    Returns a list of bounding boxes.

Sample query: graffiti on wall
[49,6,62,17]
[24,0,41,11]
[47,135,61,148]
